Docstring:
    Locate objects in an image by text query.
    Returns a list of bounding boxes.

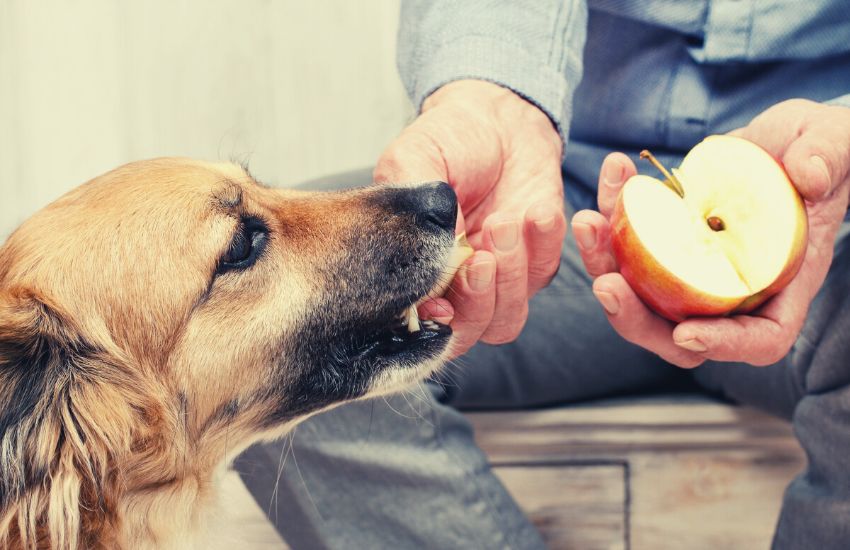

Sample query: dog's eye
[218,217,269,273]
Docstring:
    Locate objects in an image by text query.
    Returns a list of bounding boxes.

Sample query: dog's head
[0,158,460,548]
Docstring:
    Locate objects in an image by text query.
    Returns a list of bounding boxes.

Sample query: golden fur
[0,158,456,548]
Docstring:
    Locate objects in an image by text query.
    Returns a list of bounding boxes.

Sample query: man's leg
[693,223,850,549]
[236,169,686,549]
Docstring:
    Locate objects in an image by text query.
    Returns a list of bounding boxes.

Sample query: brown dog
[0,158,459,549]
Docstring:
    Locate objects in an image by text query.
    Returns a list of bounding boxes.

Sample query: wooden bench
[217,395,805,549]
[467,395,805,549]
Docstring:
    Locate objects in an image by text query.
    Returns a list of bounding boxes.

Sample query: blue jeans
[237,168,850,549]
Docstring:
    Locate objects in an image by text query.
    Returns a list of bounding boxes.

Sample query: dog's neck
[112,417,294,549]
[116,464,224,550]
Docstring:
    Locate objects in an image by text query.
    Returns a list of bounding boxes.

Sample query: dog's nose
[406,181,458,232]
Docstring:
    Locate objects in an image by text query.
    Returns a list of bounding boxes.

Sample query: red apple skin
[610,192,746,323]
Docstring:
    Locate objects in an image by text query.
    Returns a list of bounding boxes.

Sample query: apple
[405,232,474,331]
[609,135,808,322]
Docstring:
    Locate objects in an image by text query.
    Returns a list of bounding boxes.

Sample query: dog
[0,158,460,549]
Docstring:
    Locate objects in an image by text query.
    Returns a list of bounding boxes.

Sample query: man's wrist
[422,80,514,111]
[423,79,562,156]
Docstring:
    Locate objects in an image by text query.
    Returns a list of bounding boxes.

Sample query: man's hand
[572,99,850,368]
[375,80,566,356]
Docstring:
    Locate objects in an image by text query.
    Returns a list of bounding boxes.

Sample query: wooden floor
[214,396,805,549]
[469,396,805,549]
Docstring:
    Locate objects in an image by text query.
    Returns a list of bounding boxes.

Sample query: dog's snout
[407,182,457,232]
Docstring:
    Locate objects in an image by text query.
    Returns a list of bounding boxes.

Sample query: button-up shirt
[397,0,850,209]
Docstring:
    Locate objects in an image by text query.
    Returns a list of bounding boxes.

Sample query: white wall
[0,0,412,240]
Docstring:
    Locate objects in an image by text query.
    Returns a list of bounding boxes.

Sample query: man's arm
[828,94,850,110]
[397,0,587,151]
[374,1,589,355]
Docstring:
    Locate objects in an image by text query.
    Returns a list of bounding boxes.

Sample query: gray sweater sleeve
[828,94,850,109]
[397,0,588,146]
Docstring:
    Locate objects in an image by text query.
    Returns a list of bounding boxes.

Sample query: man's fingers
[571,209,618,278]
[374,129,448,184]
[733,99,813,160]
[782,112,850,201]
[479,214,529,344]
[525,200,567,294]
[597,152,636,218]
[446,251,496,357]
[672,242,820,366]
[592,273,704,368]
[672,315,794,366]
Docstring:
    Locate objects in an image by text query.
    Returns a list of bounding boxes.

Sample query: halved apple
[610,135,808,322]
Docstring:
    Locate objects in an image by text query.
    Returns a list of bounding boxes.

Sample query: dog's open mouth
[352,292,449,359]
[351,233,472,362]
[367,304,452,357]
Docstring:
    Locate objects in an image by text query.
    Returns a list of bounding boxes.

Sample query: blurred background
[0,0,412,241]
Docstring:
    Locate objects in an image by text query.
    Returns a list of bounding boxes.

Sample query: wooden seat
[467,395,805,550]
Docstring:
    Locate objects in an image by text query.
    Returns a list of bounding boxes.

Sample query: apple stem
[639,150,685,198]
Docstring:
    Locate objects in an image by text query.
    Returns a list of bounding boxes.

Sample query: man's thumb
[373,128,447,185]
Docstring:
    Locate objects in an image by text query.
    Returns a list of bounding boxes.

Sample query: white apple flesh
[610,135,808,322]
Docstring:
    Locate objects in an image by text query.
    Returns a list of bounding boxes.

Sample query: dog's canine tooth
[405,305,421,332]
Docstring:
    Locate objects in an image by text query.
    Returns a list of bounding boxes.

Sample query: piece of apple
[405,232,474,332]
[610,135,808,322]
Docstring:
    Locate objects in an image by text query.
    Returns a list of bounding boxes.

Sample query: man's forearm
[397,0,587,150]
[828,94,850,110]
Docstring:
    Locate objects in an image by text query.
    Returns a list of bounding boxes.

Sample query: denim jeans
[236,168,850,549]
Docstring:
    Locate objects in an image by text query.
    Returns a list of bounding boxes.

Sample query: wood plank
[494,464,626,550]
[468,396,800,462]
[630,452,801,550]
[468,396,806,550]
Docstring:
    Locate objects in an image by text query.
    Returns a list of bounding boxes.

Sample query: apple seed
[706,216,725,231]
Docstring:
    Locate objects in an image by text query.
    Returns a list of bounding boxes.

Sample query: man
[238,2,850,548]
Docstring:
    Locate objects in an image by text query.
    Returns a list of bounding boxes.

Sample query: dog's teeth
[406,305,421,333]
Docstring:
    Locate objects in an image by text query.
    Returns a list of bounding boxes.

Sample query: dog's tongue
[405,233,473,333]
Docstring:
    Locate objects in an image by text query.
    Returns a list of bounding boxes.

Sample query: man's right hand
[374,80,566,357]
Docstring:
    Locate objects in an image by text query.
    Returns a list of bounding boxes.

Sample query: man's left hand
[571,99,850,368]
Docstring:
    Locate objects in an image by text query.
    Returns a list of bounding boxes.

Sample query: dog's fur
[0,158,457,549]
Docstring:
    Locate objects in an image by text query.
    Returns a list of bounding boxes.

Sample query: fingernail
[492,221,519,251]
[675,338,708,353]
[593,290,619,315]
[810,155,831,197]
[534,215,556,233]
[467,261,496,292]
[433,315,454,324]
[602,160,624,187]
[573,222,597,250]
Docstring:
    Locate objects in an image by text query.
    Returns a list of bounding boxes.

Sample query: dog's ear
[0,289,119,549]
